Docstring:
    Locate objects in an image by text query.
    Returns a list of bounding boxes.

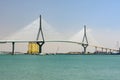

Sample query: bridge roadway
[0,40,118,54]
[45,40,119,53]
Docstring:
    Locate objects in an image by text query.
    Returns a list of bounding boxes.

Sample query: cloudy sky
[0,0,120,51]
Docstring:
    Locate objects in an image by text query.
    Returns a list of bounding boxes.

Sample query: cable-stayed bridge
[0,39,119,54]
[0,15,119,54]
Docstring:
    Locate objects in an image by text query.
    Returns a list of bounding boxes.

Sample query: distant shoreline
[0,51,120,55]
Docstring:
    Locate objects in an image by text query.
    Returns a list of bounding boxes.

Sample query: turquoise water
[0,54,120,80]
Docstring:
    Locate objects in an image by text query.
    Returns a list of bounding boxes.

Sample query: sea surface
[0,54,120,80]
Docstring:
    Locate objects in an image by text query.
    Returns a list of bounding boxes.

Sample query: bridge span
[45,40,119,54]
[0,15,119,54]
[0,40,118,54]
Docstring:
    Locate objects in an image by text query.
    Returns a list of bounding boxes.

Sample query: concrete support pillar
[105,48,107,53]
[101,48,103,52]
[37,42,45,54]
[82,44,88,54]
[95,46,97,52]
[12,42,15,55]
[109,49,112,54]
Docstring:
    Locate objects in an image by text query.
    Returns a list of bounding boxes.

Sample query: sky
[0,0,120,50]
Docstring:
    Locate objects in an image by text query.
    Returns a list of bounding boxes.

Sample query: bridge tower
[82,25,88,54]
[36,15,45,54]
[28,15,45,54]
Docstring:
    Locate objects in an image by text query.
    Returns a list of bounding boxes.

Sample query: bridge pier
[95,47,97,51]
[94,46,99,54]
[109,49,112,54]
[36,42,45,53]
[95,46,97,52]
[105,48,107,53]
[101,47,103,53]
[118,48,120,53]
[82,44,88,54]
[12,42,15,55]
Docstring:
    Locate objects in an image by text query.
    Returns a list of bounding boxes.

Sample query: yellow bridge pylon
[28,42,39,54]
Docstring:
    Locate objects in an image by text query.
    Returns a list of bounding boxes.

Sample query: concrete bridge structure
[0,15,119,55]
